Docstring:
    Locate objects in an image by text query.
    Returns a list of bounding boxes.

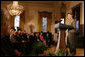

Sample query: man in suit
[65,13,76,55]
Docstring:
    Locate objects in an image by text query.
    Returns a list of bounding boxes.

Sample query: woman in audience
[26,34,30,39]
[29,32,35,44]
[28,32,35,50]
[34,33,36,42]
[39,32,44,42]
[35,33,40,42]
[45,33,51,47]
[39,32,47,47]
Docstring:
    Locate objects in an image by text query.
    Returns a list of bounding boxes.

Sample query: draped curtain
[47,13,52,32]
[20,11,25,31]
[10,16,15,29]
[38,11,52,32]
[38,12,43,32]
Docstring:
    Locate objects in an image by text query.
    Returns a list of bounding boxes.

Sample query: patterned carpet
[38,47,84,56]
[75,48,84,56]
[27,46,84,56]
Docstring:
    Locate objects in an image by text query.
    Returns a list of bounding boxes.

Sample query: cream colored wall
[24,3,62,36]
[23,3,55,34]
[23,3,61,35]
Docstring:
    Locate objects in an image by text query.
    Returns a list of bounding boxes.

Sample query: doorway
[72,4,80,32]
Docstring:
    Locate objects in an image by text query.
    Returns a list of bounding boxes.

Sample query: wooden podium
[55,23,74,53]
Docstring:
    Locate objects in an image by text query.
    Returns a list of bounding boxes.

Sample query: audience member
[39,32,47,47]
[34,33,40,42]
[45,33,51,47]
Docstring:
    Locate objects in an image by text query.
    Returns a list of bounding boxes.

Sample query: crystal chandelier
[7,1,24,16]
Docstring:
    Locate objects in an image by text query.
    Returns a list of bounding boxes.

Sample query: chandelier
[7,1,24,16]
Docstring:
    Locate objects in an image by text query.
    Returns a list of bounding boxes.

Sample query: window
[42,17,47,32]
[61,18,64,24]
[14,16,20,31]
[76,20,79,31]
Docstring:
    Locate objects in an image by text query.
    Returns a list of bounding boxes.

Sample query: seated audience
[2,26,54,56]
[1,29,21,56]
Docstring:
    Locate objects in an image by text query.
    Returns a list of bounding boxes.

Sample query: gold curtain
[47,13,52,32]
[38,12,43,32]
[38,11,52,32]
[20,11,25,31]
[10,16,15,29]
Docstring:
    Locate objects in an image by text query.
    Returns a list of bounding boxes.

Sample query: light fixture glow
[7,1,24,16]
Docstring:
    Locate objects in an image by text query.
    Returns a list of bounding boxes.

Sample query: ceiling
[1,1,64,5]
